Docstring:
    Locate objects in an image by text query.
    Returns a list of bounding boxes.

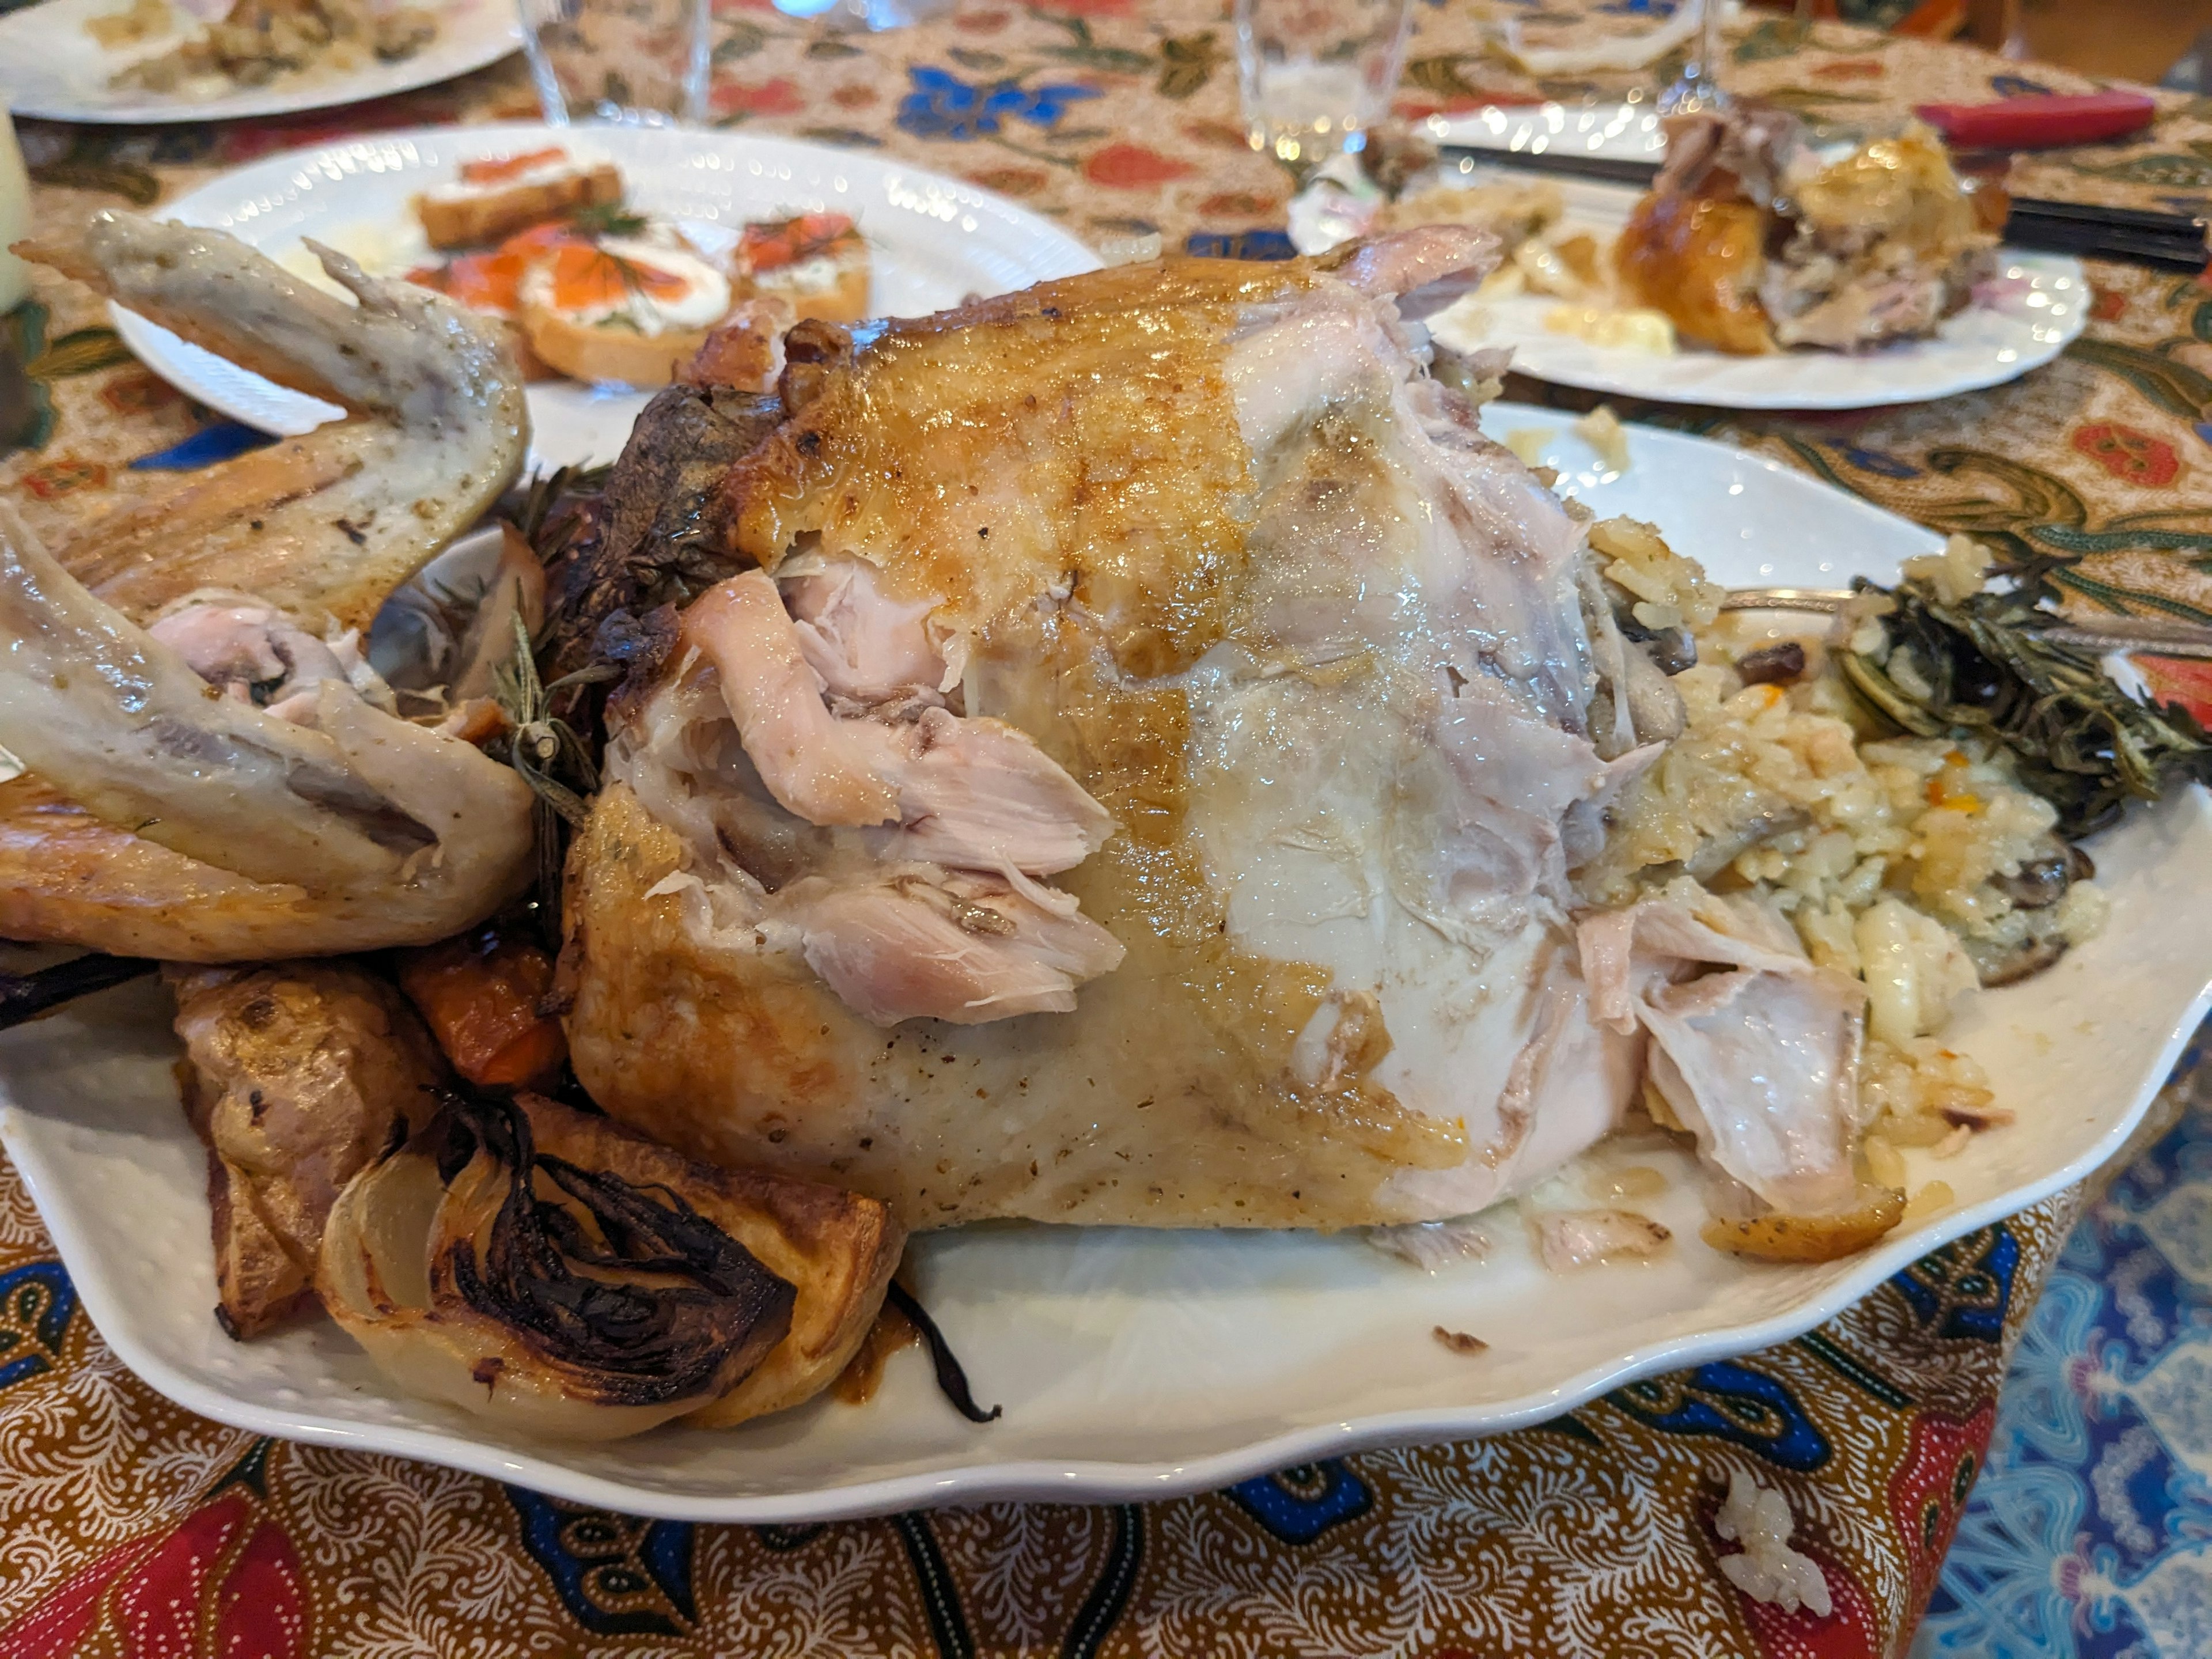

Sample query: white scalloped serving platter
[0,0,519,124]
[3,409,2205,1521]
[1406,100,2088,410]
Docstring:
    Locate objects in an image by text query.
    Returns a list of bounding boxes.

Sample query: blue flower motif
[1185,229,1297,261]
[896,66,1099,141]
[1827,440,1922,479]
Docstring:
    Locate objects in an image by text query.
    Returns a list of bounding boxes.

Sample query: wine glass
[1234,0,1418,166]
[1657,0,1730,116]
[517,0,711,125]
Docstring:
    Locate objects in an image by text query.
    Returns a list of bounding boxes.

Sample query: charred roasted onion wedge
[319,1091,903,1440]
[171,960,446,1337]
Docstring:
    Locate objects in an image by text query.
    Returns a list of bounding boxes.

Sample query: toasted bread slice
[735,214,872,324]
[416,161,622,251]
[522,304,717,389]
[745,251,870,325]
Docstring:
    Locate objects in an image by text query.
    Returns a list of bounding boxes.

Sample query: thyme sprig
[490,612,617,942]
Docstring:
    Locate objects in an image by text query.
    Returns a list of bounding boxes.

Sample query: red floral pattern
[18,457,109,500]
[0,1486,306,1659]
[2,5,2209,1657]
[1082,141,1196,188]
[2072,422,2182,486]
[99,370,182,416]
[1886,1404,1997,1631]
[2135,654,2212,728]
[713,77,806,119]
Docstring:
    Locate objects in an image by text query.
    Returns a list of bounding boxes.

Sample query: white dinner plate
[1425,98,1671,167]
[5,407,2204,1521]
[1408,100,2088,410]
[0,0,520,124]
[106,123,1103,469]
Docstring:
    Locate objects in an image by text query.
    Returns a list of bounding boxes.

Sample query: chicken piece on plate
[1615,109,1993,356]
[561,229,1691,1230]
[0,214,536,963]
[170,960,446,1336]
[1579,888,1868,1217]
[16,210,527,628]
[0,503,535,961]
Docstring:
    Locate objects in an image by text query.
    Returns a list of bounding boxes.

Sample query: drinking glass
[0,108,28,315]
[1657,0,1730,116]
[0,107,31,458]
[518,0,711,126]
[1234,0,1417,165]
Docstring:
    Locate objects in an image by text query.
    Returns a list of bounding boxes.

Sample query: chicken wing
[0,505,534,960]
[16,210,527,628]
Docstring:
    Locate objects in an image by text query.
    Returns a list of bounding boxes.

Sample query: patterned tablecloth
[4,3,2212,1654]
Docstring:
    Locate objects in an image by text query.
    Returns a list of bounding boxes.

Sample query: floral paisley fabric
[1915,1073,2212,1659]
[2,3,2210,1655]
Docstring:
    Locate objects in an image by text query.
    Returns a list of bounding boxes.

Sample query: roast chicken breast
[564,234,1659,1229]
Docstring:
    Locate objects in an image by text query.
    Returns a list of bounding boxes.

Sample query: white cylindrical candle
[0,109,29,315]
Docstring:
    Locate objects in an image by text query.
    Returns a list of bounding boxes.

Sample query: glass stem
[1700,0,1725,88]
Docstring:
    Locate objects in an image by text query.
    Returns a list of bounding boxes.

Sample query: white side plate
[1416,100,2086,410]
[105,123,1103,469]
[4,410,2203,1522]
[0,0,520,124]
[1426,99,1671,166]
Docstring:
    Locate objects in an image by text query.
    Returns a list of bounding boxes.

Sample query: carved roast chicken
[565,229,1710,1230]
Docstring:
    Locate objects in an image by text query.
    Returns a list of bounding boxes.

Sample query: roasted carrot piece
[395,926,566,1089]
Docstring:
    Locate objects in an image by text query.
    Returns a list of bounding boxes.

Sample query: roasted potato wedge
[1698,1185,1906,1264]
[170,961,446,1337]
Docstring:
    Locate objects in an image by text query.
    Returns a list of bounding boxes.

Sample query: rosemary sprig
[1837,567,2212,840]
[491,612,613,830]
[490,612,617,942]
[510,461,610,549]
